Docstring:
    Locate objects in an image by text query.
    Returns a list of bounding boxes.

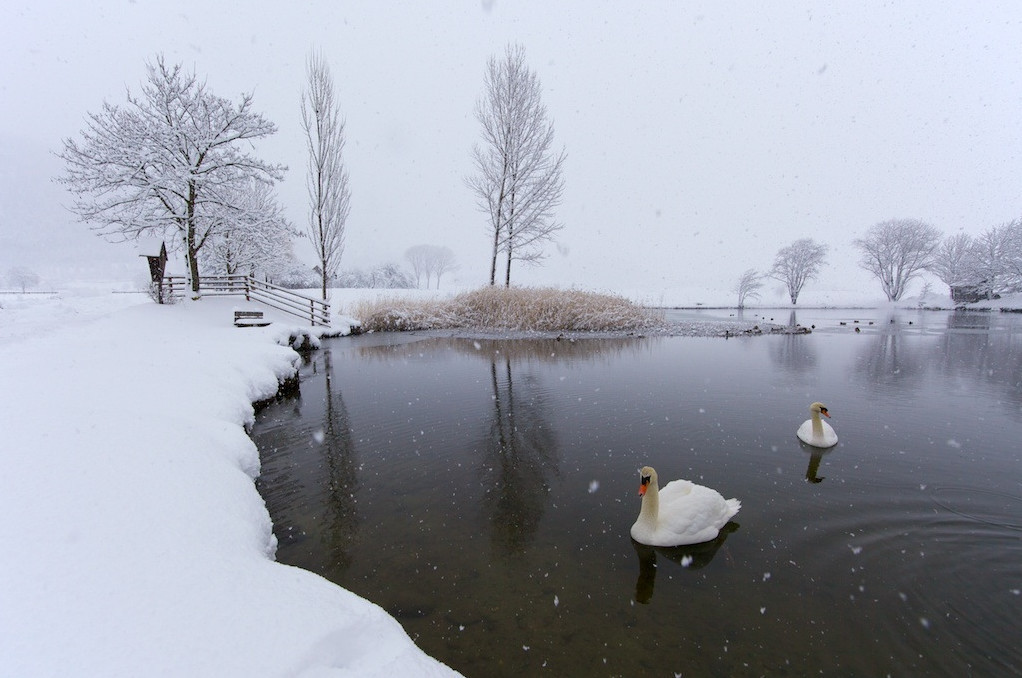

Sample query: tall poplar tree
[468,44,566,287]
[301,50,351,300]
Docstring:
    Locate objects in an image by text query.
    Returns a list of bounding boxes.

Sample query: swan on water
[630,466,740,547]
[797,402,838,448]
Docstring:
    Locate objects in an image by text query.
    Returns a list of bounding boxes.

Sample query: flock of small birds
[726,312,915,334]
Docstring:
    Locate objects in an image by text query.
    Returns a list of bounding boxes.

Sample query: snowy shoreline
[0,293,462,677]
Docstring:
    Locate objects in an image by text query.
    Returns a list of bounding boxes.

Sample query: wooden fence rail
[163,275,330,327]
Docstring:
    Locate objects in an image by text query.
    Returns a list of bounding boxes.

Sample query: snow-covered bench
[234,310,270,327]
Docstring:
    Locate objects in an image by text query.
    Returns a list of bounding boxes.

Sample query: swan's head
[638,466,657,495]
[809,402,831,418]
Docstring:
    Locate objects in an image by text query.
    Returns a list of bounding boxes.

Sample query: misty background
[2,1,1020,303]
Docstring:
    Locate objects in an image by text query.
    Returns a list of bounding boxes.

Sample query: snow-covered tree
[337,263,414,289]
[301,50,351,301]
[734,268,763,309]
[7,266,40,293]
[928,232,977,297]
[968,219,1022,295]
[57,55,284,296]
[468,43,566,287]
[770,238,828,305]
[200,180,296,278]
[997,218,1022,292]
[854,218,942,301]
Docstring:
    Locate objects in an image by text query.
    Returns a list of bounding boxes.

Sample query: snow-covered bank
[0,293,460,677]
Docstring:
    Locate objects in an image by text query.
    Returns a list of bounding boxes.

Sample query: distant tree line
[735,217,1022,306]
[276,262,416,290]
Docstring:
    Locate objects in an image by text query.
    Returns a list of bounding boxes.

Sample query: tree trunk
[489,229,500,286]
[186,228,201,295]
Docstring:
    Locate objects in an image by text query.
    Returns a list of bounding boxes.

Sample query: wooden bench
[234,310,271,327]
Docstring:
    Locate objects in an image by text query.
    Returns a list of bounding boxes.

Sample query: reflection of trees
[854,318,926,391]
[254,349,361,572]
[254,397,307,551]
[317,349,361,572]
[849,311,1022,405]
[770,331,817,373]
[481,353,561,557]
[936,312,1022,409]
[631,523,739,604]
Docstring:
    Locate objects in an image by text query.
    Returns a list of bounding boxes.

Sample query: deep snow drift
[0,291,460,677]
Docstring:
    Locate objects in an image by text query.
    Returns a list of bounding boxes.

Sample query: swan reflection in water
[801,444,836,483]
[631,522,739,604]
[798,419,838,483]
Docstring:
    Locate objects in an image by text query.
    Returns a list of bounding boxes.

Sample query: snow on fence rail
[164,275,330,327]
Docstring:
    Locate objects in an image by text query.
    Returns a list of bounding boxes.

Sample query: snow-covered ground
[0,290,461,677]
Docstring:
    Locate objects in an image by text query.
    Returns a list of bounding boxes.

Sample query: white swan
[797,402,838,448]
[630,466,741,547]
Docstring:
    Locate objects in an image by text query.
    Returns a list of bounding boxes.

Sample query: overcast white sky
[2,1,1020,301]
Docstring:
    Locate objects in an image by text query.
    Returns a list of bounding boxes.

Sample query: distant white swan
[630,466,741,546]
[797,402,838,448]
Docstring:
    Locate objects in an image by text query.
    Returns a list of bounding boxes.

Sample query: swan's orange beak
[639,476,650,496]
[821,408,831,418]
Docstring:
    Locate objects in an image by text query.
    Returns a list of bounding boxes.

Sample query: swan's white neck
[637,480,660,528]
[811,410,825,438]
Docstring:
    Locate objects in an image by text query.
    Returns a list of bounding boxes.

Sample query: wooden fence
[163,275,330,327]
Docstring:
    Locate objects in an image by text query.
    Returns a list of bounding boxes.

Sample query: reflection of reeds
[349,335,659,364]
[354,287,665,333]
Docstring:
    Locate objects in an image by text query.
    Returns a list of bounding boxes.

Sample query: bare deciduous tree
[853,218,942,301]
[405,244,432,288]
[927,232,977,297]
[770,238,828,305]
[468,43,566,287]
[734,268,764,309]
[430,246,457,289]
[57,55,284,296]
[404,244,458,289]
[7,266,40,293]
[301,50,351,301]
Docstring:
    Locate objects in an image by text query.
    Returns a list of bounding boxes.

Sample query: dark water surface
[253,309,1022,677]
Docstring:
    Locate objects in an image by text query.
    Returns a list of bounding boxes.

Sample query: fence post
[245,275,251,302]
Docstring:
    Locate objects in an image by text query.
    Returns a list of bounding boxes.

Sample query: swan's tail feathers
[726,498,741,518]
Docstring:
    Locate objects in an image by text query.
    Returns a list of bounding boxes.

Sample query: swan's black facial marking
[641,475,651,487]
[820,406,830,417]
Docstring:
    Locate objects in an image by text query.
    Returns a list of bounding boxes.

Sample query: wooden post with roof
[138,237,168,303]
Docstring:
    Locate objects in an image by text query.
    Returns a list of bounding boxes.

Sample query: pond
[252,308,1022,677]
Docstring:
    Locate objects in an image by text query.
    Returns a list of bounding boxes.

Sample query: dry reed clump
[354,287,664,333]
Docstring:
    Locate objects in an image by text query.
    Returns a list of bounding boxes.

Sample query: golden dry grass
[354,287,664,333]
